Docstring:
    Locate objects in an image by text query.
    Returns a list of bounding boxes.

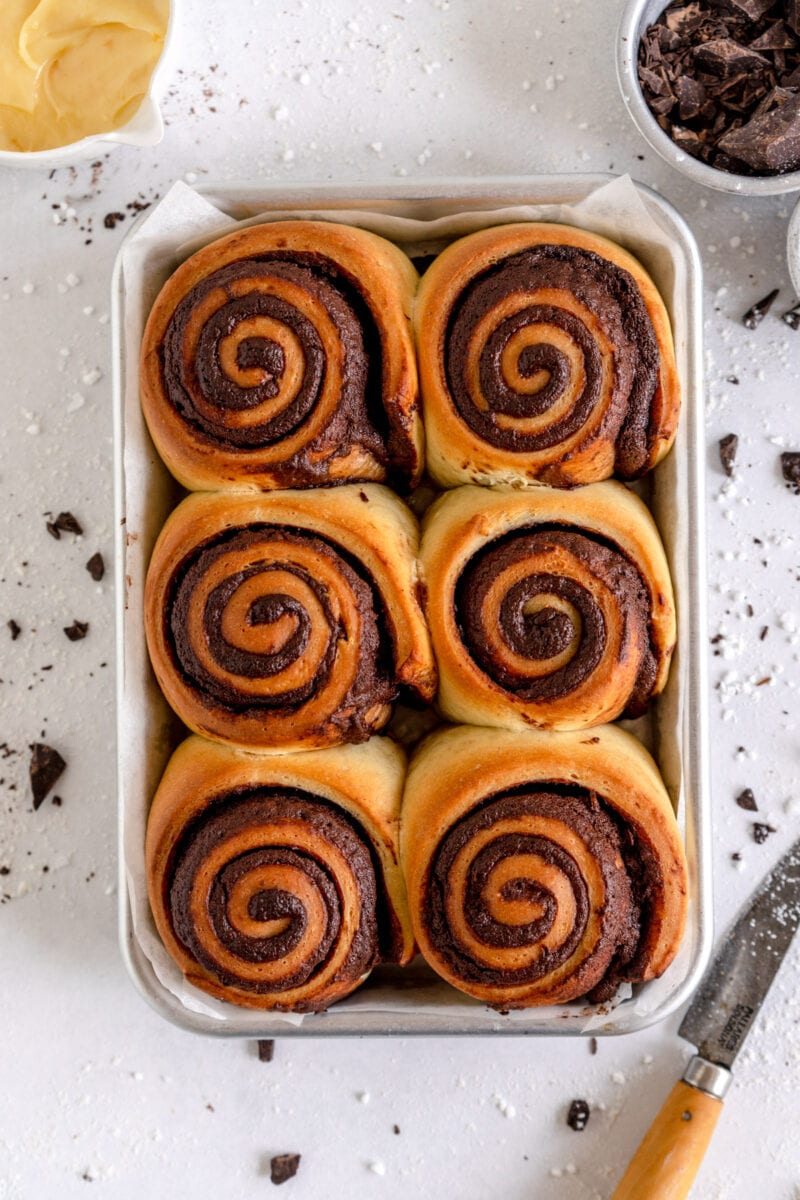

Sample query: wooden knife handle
[610,1080,723,1200]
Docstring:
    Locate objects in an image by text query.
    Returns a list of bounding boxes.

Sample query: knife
[611,838,800,1200]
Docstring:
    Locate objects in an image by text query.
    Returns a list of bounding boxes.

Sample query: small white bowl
[617,0,800,197]
[786,199,800,298]
[0,2,177,171]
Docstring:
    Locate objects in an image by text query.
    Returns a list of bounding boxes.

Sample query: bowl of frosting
[0,0,173,168]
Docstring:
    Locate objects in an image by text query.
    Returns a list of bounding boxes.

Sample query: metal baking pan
[112,174,710,1037]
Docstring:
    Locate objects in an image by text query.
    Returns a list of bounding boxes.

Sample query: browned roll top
[425,784,657,1004]
[445,243,659,478]
[161,253,390,474]
[164,785,393,1010]
[455,525,657,718]
[164,523,394,740]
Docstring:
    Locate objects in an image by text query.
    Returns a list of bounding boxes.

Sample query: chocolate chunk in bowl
[618,0,800,193]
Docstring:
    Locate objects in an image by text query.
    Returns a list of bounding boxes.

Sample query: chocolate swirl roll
[145,486,436,750]
[402,725,688,1008]
[147,736,413,1011]
[420,483,675,731]
[140,221,421,491]
[415,223,680,488]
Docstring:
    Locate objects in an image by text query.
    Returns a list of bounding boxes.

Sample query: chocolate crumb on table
[567,1099,590,1131]
[45,511,83,539]
[752,822,777,844]
[736,788,758,811]
[743,289,779,329]
[781,300,800,329]
[63,620,89,642]
[270,1154,301,1186]
[29,743,66,810]
[104,211,126,229]
[638,2,800,176]
[86,552,105,582]
[8,619,21,640]
[718,433,738,476]
[781,451,800,492]
[257,1039,275,1062]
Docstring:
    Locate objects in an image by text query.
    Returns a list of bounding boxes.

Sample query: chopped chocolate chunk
[749,20,796,51]
[742,289,779,329]
[789,0,800,38]
[752,822,776,844]
[29,743,66,810]
[781,301,800,329]
[694,37,769,76]
[104,211,126,229]
[47,511,83,539]
[393,1124,401,1135]
[675,74,707,119]
[86,552,105,582]
[726,0,780,19]
[639,2,800,176]
[719,433,738,476]
[567,1099,590,1131]
[781,451,800,492]
[736,787,758,811]
[8,620,21,640]
[270,1154,301,1186]
[719,94,800,171]
[64,620,89,642]
[257,1039,275,1062]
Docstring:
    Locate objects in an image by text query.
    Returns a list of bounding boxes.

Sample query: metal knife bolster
[682,1055,732,1100]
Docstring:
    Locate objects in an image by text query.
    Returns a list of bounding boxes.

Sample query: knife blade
[611,837,800,1200]
[679,837,800,1069]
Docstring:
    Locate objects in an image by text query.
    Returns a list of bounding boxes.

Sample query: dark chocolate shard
[567,1099,591,1131]
[719,93,800,171]
[8,619,21,640]
[723,0,781,19]
[693,38,770,79]
[270,1154,301,1185]
[742,288,779,328]
[736,787,758,811]
[29,743,66,810]
[749,20,797,51]
[257,1039,275,1062]
[781,301,800,329]
[719,433,738,476]
[788,0,800,38]
[54,512,83,536]
[64,620,89,642]
[781,451,800,491]
[675,75,707,120]
[752,822,776,844]
[86,552,105,582]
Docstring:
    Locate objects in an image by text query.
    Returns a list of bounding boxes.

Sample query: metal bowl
[617,0,800,196]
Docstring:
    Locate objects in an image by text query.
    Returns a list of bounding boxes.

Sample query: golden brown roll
[420,482,675,731]
[147,735,413,1011]
[415,223,680,488]
[140,220,421,491]
[402,724,688,1008]
[144,485,436,750]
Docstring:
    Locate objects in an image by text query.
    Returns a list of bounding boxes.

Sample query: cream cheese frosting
[0,0,168,152]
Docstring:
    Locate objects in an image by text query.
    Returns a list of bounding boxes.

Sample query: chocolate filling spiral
[426,786,659,1004]
[166,787,389,1009]
[445,244,661,477]
[160,253,391,478]
[455,525,658,717]
[165,525,395,738]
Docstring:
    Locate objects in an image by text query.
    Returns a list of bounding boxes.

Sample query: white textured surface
[1,2,799,1197]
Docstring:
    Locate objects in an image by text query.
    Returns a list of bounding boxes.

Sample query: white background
[1,2,799,1197]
